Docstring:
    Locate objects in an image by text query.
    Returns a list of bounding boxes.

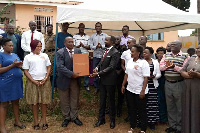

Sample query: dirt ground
[5,87,168,133]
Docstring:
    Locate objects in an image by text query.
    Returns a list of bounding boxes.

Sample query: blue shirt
[54,32,73,49]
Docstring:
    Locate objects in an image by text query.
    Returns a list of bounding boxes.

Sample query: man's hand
[139,90,145,99]
[166,60,175,69]
[89,73,98,78]
[93,68,98,73]
[76,42,83,48]
[72,72,80,78]
[96,43,102,49]
[148,75,155,79]
[80,42,84,47]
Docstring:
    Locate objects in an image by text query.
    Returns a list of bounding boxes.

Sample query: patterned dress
[146,63,159,125]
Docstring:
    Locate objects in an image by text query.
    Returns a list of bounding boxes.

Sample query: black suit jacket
[97,46,120,86]
[56,47,81,90]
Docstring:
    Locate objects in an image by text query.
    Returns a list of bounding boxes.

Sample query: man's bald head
[170,40,182,54]
[115,35,121,45]
[166,42,171,52]
[29,21,37,31]
[129,38,136,44]
[139,36,147,47]
[173,40,182,46]
[6,24,14,35]
[64,37,74,50]
[127,38,136,49]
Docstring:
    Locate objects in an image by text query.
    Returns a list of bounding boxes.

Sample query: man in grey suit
[91,36,120,129]
[56,37,82,127]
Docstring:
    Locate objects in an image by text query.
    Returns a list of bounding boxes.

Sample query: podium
[73,53,90,76]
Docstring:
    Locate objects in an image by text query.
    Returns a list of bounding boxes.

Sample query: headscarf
[30,39,41,52]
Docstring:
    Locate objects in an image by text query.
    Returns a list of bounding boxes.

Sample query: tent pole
[51,23,58,99]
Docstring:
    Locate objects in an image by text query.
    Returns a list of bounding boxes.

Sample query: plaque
[73,53,89,76]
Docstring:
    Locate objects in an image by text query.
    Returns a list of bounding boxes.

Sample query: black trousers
[99,83,116,121]
[126,90,147,131]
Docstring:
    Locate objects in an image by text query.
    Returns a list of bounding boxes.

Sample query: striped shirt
[73,33,90,53]
[159,51,189,80]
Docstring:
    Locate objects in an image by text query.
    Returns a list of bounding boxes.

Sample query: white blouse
[23,52,51,80]
[125,59,150,94]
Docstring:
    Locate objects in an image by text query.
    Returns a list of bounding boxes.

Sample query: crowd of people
[0,21,200,133]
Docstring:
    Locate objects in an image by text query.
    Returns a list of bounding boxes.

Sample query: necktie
[31,31,34,42]
[69,50,73,58]
[102,49,109,60]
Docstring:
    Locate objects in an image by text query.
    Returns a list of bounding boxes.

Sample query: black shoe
[94,120,105,127]
[105,109,109,114]
[14,124,26,129]
[33,124,40,130]
[165,127,177,133]
[124,115,130,122]
[117,110,121,117]
[62,119,70,127]
[73,118,83,126]
[110,121,115,129]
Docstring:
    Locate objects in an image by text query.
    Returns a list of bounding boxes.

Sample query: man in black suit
[90,36,120,129]
[56,37,82,127]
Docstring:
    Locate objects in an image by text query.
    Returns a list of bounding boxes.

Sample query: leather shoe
[110,121,115,129]
[73,118,82,126]
[94,120,105,127]
[62,119,70,127]
[165,127,177,133]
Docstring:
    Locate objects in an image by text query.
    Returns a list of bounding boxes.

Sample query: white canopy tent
[56,0,200,36]
[52,0,200,98]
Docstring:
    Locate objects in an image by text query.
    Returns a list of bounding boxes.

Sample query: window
[147,32,164,41]
[34,15,53,33]
[34,7,53,12]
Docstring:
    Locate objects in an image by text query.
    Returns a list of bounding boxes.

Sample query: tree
[190,29,197,36]
[0,1,24,35]
[0,1,13,23]
[162,0,190,11]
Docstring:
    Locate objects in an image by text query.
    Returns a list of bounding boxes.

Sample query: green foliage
[190,29,197,36]
[0,1,13,17]
[15,26,25,36]
[0,1,25,35]
[162,0,190,11]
